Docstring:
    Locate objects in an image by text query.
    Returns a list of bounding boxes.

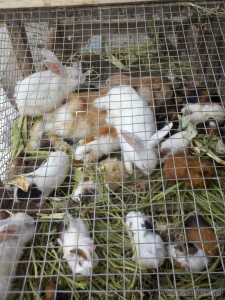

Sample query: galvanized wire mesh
[0,1,225,299]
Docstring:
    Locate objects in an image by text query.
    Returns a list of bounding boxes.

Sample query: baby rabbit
[0,212,35,296]
[72,157,130,201]
[181,102,225,125]
[167,215,218,271]
[163,151,216,188]
[15,49,86,116]
[126,211,166,269]
[14,151,70,204]
[57,214,98,276]
[93,85,173,174]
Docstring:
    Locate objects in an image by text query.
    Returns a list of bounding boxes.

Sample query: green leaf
[11,117,24,158]
[178,115,198,140]
[21,115,28,145]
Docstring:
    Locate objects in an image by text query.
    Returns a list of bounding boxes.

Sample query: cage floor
[0,1,225,300]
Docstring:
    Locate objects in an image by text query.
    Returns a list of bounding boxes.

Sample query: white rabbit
[181,102,225,125]
[14,49,86,116]
[14,151,70,204]
[0,213,35,297]
[126,211,166,269]
[160,131,190,161]
[57,214,98,276]
[92,85,173,174]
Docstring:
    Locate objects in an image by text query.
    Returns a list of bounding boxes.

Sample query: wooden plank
[6,21,34,78]
[0,0,159,9]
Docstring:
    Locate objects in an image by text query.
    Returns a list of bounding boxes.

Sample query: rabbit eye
[79,261,83,267]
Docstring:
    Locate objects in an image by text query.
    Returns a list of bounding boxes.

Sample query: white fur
[14,151,70,202]
[93,85,173,175]
[15,49,86,116]
[166,244,208,272]
[160,131,190,160]
[57,215,98,276]
[0,213,35,296]
[126,211,166,269]
[181,102,225,125]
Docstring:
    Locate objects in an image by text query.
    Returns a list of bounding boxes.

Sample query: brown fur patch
[45,282,56,300]
[70,248,88,260]
[163,152,216,188]
[100,158,130,191]
[99,126,118,137]
[185,227,217,257]
[172,259,183,269]
[175,85,221,105]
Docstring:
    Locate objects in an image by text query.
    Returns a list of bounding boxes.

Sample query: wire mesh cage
[0,1,225,299]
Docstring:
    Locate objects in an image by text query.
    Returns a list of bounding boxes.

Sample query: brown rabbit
[163,151,216,188]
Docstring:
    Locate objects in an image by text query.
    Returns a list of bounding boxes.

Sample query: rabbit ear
[148,123,173,148]
[121,130,144,150]
[41,49,64,75]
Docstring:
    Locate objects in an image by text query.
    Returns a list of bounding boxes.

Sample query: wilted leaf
[37,212,66,220]
[178,115,191,129]
[215,139,225,154]
[7,175,29,192]
[105,45,130,71]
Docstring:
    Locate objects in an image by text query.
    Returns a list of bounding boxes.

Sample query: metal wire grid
[0,1,225,299]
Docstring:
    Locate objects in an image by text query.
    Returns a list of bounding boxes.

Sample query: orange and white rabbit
[27,86,172,175]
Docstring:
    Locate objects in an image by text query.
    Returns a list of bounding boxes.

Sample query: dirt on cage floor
[0,1,225,300]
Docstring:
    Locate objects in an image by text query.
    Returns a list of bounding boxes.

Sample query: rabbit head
[42,49,86,87]
[121,122,173,175]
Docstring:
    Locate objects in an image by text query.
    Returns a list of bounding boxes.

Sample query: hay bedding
[1,3,225,300]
